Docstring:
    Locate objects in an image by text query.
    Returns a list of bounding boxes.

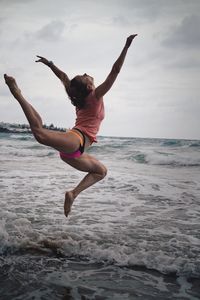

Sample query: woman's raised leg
[4,74,43,130]
[60,153,107,217]
[4,74,81,153]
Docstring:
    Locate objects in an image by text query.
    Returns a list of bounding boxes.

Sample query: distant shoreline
[0,122,199,142]
[0,122,66,134]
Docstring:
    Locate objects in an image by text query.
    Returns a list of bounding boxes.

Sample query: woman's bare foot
[4,74,22,99]
[64,191,75,217]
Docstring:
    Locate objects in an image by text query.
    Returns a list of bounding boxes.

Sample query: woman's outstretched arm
[35,56,70,92]
[95,34,138,99]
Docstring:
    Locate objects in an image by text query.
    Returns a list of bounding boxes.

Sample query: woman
[4,34,137,217]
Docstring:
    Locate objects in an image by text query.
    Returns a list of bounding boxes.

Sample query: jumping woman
[4,34,137,217]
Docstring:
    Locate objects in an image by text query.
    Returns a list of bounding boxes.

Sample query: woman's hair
[67,77,90,109]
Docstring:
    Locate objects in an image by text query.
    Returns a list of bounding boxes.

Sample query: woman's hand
[35,55,52,66]
[125,34,138,48]
[35,56,70,89]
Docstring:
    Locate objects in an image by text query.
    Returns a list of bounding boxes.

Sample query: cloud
[0,86,9,97]
[162,14,200,48]
[35,20,65,41]
[112,15,130,27]
[0,17,4,35]
[0,0,200,139]
[0,0,35,4]
[165,55,200,69]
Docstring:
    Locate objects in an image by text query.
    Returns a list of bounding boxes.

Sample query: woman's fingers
[35,55,48,64]
[36,55,44,59]
[128,34,138,41]
[35,55,43,63]
[126,34,138,48]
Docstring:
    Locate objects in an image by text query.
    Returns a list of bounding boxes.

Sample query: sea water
[0,132,200,299]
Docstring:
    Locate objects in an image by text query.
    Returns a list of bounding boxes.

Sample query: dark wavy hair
[67,77,90,109]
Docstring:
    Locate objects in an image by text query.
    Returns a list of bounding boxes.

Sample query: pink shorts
[59,149,82,159]
[59,128,85,159]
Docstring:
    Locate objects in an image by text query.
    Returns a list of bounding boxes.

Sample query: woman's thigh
[61,153,107,175]
[38,129,80,153]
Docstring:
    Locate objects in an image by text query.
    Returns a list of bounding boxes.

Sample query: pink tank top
[74,90,105,143]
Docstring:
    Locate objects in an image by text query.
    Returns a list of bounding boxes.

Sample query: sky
[0,0,200,140]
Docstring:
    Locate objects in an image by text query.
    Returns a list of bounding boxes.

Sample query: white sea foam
[0,133,200,299]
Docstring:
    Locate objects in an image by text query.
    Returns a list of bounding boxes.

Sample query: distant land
[0,122,67,134]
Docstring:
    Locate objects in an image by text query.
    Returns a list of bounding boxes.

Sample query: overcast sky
[0,0,200,139]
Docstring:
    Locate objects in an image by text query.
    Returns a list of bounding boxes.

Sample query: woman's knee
[98,165,107,180]
[102,165,108,178]
[33,128,47,145]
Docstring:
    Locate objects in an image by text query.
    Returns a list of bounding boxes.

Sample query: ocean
[0,131,200,300]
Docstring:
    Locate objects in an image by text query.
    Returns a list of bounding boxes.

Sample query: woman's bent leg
[61,153,107,217]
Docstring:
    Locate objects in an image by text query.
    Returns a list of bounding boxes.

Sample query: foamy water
[0,132,200,299]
